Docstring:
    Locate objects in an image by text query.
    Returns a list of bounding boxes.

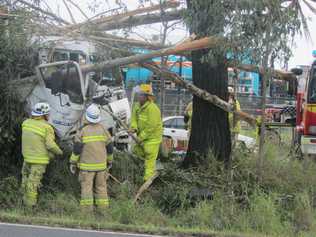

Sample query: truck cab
[26,39,131,150]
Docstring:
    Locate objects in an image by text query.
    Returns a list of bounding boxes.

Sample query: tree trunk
[183,50,231,167]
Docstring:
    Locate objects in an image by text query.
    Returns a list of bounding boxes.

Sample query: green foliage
[0,10,38,79]
[247,192,284,234]
[185,0,302,66]
[293,193,314,233]
[0,83,26,178]
[0,10,38,178]
[2,148,316,236]
[0,176,22,209]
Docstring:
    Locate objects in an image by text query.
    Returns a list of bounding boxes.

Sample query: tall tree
[183,0,304,167]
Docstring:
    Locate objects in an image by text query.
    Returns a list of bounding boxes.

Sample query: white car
[162,116,256,153]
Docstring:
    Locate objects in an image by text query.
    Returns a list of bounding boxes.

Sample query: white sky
[46,0,315,69]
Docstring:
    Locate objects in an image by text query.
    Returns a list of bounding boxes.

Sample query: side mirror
[291,68,303,76]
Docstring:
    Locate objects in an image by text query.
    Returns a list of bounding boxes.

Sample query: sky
[46,0,315,69]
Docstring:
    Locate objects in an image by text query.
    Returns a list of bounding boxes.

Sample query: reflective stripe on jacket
[22,118,62,164]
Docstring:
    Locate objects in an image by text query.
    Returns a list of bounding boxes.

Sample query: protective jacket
[22,118,62,164]
[136,101,162,143]
[70,123,112,171]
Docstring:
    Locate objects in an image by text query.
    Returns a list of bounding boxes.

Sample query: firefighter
[184,101,193,138]
[21,102,63,207]
[69,104,113,214]
[228,86,241,147]
[132,84,163,181]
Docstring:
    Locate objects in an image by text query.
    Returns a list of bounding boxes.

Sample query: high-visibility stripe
[24,155,49,164]
[70,154,79,163]
[79,162,106,171]
[95,198,109,206]
[80,198,94,206]
[82,135,107,143]
[26,191,37,199]
[22,124,46,137]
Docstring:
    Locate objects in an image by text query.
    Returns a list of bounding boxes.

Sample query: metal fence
[126,85,296,118]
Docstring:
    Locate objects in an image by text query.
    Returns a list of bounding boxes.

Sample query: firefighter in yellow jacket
[184,101,193,139]
[131,84,163,181]
[69,104,113,213]
[21,102,63,207]
[228,87,241,146]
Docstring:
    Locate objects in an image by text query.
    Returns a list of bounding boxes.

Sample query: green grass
[1,137,316,237]
[0,209,275,237]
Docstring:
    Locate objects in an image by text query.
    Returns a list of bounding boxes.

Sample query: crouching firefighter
[21,102,63,207]
[69,104,113,214]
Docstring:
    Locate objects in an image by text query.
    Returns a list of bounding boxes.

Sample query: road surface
[0,223,165,237]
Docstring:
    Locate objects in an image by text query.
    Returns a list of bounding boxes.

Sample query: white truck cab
[23,38,131,150]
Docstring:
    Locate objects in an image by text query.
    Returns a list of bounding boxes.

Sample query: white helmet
[32,102,50,116]
[228,86,234,94]
[85,104,101,124]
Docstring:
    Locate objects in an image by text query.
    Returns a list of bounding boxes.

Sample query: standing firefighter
[184,101,193,139]
[228,86,241,147]
[21,102,63,207]
[69,104,113,214]
[131,84,163,181]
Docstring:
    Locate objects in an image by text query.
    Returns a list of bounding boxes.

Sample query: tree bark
[183,50,231,167]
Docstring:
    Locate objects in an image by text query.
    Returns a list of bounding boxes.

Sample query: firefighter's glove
[107,160,113,170]
[73,142,83,155]
[69,164,77,175]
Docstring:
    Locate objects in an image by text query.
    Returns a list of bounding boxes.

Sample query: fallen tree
[94,10,183,31]
[64,0,180,31]
[80,36,222,74]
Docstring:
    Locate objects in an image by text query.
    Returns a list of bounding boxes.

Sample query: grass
[1,138,316,237]
[0,209,267,237]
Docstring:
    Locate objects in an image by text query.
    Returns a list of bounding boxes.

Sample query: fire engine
[295,54,316,155]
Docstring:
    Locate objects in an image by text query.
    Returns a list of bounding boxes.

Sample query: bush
[293,193,314,233]
[0,176,22,209]
[247,192,284,234]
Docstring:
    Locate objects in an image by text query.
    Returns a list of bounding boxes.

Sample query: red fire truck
[295,59,316,155]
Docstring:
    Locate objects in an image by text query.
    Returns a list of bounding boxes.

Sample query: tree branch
[16,0,70,25]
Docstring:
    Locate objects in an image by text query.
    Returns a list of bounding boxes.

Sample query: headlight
[308,126,316,134]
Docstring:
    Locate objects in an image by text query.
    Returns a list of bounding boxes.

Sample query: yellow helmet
[139,84,154,96]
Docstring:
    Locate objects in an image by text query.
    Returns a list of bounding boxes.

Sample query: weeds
[1,142,316,236]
